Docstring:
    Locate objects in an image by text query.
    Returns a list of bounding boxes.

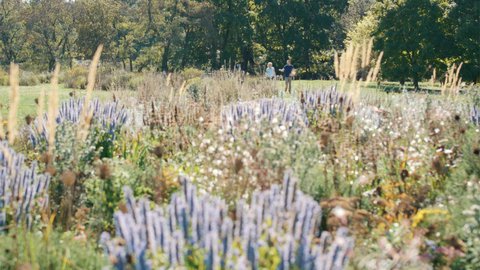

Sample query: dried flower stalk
[8,63,19,144]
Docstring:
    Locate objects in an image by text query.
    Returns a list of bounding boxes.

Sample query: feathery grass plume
[361,39,368,68]
[78,45,103,141]
[178,80,187,97]
[441,63,463,96]
[370,51,384,83]
[36,88,45,132]
[101,173,354,269]
[0,111,4,140]
[7,63,19,144]
[335,40,383,105]
[47,64,60,154]
[366,38,373,69]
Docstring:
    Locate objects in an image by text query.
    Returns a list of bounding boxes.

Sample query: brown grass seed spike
[78,44,103,141]
[47,64,60,154]
[8,63,20,144]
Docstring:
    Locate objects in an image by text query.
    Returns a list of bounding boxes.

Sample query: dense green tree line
[0,0,478,83]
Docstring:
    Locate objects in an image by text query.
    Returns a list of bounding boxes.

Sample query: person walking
[280,59,294,93]
[265,62,276,80]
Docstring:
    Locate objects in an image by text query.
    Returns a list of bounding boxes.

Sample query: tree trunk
[413,76,420,90]
[161,42,171,72]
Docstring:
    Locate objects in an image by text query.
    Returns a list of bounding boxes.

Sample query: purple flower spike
[0,141,50,229]
[101,172,353,269]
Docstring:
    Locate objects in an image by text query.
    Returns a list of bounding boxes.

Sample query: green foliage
[374,0,452,88]
[0,0,478,83]
[449,0,480,82]
[0,228,107,270]
[85,158,155,232]
[0,69,9,86]
[62,66,88,89]
[19,71,40,86]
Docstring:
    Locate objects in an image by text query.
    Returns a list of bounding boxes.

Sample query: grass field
[0,85,113,121]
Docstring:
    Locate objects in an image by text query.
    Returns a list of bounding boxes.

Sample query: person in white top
[265,62,276,80]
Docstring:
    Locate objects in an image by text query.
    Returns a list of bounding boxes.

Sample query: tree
[450,0,480,82]
[74,0,122,60]
[0,0,28,65]
[374,0,451,89]
[26,0,77,70]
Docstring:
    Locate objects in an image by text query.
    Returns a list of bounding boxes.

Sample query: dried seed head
[119,203,128,214]
[234,158,244,174]
[25,115,33,125]
[320,132,331,147]
[152,145,164,159]
[45,165,57,176]
[432,156,445,175]
[61,170,76,186]
[98,163,111,180]
[346,115,355,127]
[40,152,53,164]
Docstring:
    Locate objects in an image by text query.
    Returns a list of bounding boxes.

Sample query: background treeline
[0,0,478,83]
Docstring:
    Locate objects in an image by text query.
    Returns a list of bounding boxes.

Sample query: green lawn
[0,84,113,122]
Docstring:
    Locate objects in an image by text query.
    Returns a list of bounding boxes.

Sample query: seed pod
[61,170,76,187]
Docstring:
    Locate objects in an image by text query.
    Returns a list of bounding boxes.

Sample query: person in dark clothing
[280,59,294,93]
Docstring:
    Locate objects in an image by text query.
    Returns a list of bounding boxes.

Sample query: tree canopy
[0,0,477,83]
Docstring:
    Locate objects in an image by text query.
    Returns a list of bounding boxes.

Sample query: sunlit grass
[0,84,113,121]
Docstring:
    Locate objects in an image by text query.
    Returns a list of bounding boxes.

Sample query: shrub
[127,73,145,90]
[19,71,40,86]
[37,72,51,84]
[182,67,203,80]
[101,174,353,269]
[0,69,8,86]
[97,70,144,91]
[62,66,88,89]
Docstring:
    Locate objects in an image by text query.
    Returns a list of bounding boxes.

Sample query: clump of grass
[334,39,383,103]
[441,63,463,96]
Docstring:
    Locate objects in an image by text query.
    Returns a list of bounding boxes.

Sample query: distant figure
[280,59,294,93]
[265,62,276,80]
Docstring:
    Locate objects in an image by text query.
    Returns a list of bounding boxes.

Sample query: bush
[0,69,8,86]
[127,73,145,90]
[182,67,203,80]
[62,66,88,89]
[97,69,136,91]
[19,71,40,86]
[37,72,51,84]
